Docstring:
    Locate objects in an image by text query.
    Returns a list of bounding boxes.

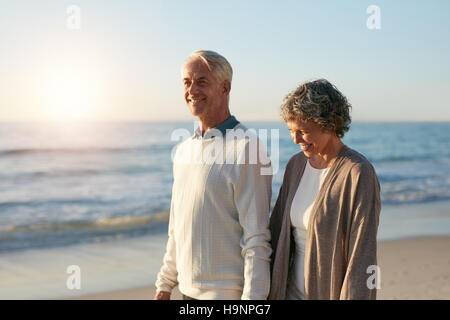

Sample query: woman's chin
[301,148,312,157]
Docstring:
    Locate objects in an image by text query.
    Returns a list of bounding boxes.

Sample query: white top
[155,123,272,300]
[287,160,329,300]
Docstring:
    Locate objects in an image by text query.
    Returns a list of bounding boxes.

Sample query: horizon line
[1,119,450,124]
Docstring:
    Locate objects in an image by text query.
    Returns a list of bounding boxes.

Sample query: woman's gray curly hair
[280,79,352,138]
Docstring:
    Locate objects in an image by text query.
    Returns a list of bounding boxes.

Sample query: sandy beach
[73,235,450,300]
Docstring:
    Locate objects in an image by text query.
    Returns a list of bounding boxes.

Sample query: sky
[1,0,449,122]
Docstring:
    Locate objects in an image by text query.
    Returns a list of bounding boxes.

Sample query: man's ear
[222,80,231,95]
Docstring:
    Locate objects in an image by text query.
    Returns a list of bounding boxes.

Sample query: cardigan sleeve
[269,184,284,271]
[340,162,381,300]
[269,152,302,260]
[268,153,302,300]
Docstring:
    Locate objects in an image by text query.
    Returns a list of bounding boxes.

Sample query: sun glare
[43,68,98,121]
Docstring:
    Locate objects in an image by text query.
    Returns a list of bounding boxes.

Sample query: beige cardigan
[268,145,381,300]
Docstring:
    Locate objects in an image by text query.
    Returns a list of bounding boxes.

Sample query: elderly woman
[268,79,381,300]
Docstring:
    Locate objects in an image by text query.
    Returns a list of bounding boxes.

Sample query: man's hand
[154,291,171,300]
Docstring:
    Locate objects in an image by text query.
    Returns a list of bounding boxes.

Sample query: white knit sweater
[155,123,272,299]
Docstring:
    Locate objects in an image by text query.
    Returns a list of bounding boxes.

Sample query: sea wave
[0,144,173,157]
[380,176,450,205]
[0,211,169,234]
[370,154,450,164]
[0,166,164,180]
[0,147,129,156]
[0,198,122,209]
[381,193,450,205]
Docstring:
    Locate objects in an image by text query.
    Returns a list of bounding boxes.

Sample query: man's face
[182,58,225,118]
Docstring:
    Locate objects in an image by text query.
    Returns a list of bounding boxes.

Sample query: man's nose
[187,82,199,95]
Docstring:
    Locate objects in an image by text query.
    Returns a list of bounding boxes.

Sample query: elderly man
[154,50,272,300]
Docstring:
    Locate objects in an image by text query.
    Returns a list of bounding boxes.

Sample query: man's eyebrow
[183,76,208,81]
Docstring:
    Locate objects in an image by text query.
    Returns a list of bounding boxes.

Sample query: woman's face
[286,119,334,158]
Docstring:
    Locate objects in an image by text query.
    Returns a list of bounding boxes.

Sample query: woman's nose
[292,132,302,144]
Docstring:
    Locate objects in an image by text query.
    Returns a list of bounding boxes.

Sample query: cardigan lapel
[303,145,350,299]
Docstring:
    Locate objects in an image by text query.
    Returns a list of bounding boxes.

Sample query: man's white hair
[187,50,233,84]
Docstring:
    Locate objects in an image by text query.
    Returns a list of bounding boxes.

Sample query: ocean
[1,121,450,298]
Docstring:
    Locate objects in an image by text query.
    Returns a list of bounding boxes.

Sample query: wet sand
[73,235,450,300]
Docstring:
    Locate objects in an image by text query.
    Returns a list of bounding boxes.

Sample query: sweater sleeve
[233,140,272,300]
[340,163,381,300]
[155,194,179,293]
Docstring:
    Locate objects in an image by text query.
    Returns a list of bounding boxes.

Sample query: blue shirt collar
[194,115,240,139]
